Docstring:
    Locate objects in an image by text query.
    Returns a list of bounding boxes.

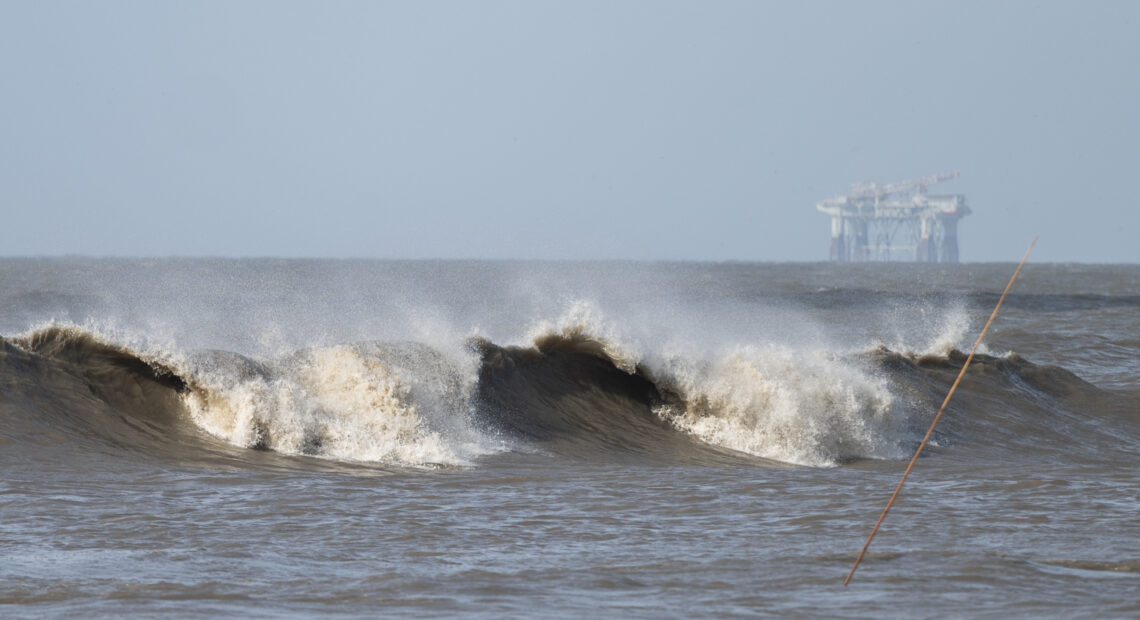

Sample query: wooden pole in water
[843,237,1038,586]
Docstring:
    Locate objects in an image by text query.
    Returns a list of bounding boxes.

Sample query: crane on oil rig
[844,171,961,201]
[817,171,970,262]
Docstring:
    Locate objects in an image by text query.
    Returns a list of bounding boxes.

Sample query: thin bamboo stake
[843,237,1038,586]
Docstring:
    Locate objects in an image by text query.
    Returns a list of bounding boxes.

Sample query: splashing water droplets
[182,343,484,467]
[651,346,907,467]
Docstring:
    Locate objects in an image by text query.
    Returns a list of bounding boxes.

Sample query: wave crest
[478,324,912,467]
[8,320,1125,471]
[182,342,486,467]
[650,347,906,466]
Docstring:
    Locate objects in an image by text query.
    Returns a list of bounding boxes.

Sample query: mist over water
[2,259,1138,617]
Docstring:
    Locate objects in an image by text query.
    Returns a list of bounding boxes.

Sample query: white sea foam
[648,346,908,467]
[181,342,492,467]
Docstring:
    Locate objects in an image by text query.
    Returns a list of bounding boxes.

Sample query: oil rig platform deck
[817,171,970,262]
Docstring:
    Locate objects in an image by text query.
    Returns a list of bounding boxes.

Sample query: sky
[2,1,1138,262]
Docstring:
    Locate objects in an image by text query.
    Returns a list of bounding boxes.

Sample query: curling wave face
[1,322,1133,470]
[473,330,908,467]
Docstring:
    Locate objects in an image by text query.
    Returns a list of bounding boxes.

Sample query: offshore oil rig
[817,171,970,262]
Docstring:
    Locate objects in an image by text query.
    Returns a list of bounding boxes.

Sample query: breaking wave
[1,326,489,469]
[180,341,485,466]
[1,320,1133,470]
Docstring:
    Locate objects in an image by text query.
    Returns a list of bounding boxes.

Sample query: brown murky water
[2,259,1138,617]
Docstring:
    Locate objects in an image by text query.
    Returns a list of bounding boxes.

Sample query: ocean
[1,258,1137,618]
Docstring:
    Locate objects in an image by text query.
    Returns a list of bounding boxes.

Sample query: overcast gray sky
[2,1,1137,261]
